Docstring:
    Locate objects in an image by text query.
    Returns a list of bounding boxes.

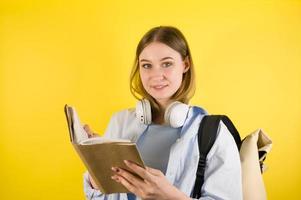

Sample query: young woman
[83,26,242,200]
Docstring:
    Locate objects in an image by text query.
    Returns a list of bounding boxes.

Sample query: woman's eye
[162,62,172,67]
[141,64,151,69]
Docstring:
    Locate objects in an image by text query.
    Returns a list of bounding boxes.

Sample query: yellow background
[1,0,300,199]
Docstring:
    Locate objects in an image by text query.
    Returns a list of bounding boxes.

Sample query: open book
[64,104,145,194]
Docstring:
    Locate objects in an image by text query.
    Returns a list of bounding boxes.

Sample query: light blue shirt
[83,106,243,200]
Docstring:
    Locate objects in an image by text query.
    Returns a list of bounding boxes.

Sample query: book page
[79,137,131,145]
[69,106,89,143]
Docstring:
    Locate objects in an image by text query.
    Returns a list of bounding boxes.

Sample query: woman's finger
[112,167,144,187]
[83,124,100,138]
[83,124,93,137]
[146,166,163,176]
[123,160,153,182]
[112,175,139,195]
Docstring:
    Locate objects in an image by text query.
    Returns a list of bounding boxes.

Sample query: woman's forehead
[139,42,181,61]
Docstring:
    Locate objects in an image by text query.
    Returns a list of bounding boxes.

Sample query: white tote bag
[240,129,272,200]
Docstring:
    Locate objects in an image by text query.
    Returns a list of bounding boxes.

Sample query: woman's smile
[152,85,168,92]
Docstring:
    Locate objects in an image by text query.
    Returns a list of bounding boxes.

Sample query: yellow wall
[1,0,300,199]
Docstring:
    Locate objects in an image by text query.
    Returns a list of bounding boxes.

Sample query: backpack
[191,115,272,200]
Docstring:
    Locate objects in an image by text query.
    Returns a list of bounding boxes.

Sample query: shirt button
[176,138,181,143]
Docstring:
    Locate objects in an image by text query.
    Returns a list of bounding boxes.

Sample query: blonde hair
[130,26,196,114]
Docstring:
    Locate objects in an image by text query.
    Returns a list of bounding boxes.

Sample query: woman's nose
[149,66,164,78]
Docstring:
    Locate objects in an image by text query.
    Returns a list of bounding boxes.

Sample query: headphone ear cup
[136,100,145,124]
[164,102,174,126]
[164,101,189,128]
[143,99,152,125]
[136,99,152,125]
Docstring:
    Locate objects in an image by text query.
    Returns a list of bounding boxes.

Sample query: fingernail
[112,167,120,172]
[112,167,118,172]
[124,160,129,165]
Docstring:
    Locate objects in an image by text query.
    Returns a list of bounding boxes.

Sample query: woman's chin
[150,94,173,103]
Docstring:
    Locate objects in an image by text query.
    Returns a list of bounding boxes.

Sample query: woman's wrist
[168,186,191,200]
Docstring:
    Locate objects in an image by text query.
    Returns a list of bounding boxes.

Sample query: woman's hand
[111,160,190,200]
[83,124,99,138]
[88,173,100,190]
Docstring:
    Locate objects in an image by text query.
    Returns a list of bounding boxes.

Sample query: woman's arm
[196,121,243,200]
[83,171,106,200]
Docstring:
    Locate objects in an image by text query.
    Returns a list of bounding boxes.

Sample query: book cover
[64,104,145,194]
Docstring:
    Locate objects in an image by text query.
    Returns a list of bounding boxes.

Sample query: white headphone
[135,99,190,128]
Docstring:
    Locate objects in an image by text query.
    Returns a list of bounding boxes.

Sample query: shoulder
[104,108,139,139]
[201,120,243,199]
[105,108,137,132]
[207,120,240,160]
[110,108,136,123]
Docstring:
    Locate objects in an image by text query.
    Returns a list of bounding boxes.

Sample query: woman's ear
[183,56,190,73]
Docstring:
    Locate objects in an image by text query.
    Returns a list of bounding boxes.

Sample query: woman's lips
[152,85,168,90]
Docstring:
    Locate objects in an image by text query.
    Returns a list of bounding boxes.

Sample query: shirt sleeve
[102,112,120,138]
[82,113,120,200]
[83,171,106,200]
[196,121,243,200]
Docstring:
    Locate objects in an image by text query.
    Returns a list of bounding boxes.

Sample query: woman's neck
[152,109,165,125]
[152,100,171,125]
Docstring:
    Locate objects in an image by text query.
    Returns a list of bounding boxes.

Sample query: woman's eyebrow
[140,57,174,62]
[160,57,174,61]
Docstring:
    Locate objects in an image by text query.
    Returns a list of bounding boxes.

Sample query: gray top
[136,123,182,174]
[127,123,181,199]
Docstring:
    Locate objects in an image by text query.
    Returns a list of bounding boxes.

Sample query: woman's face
[139,42,189,107]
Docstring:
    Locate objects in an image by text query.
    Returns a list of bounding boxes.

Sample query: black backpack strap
[191,115,220,198]
[191,115,241,198]
[219,115,241,150]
